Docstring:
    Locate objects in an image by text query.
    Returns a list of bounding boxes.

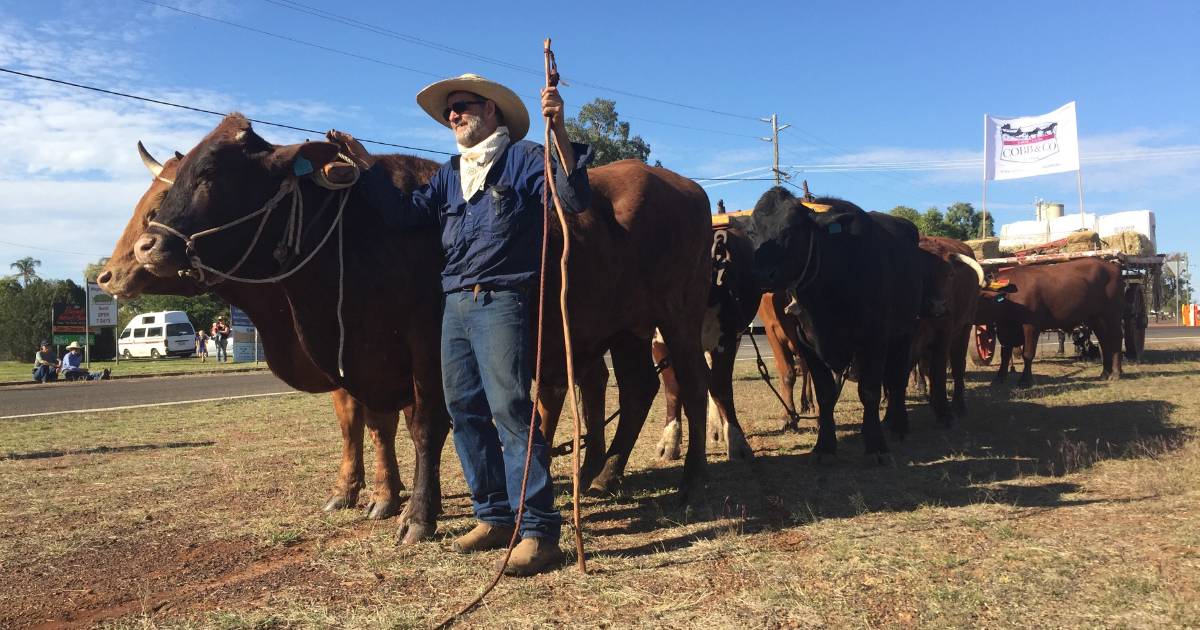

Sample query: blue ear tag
[293,155,314,177]
[828,223,842,234]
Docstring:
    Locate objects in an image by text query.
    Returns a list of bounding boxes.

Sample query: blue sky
[1,0,1197,282]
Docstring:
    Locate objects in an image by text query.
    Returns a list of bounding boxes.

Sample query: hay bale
[1103,231,1155,256]
[1065,230,1102,253]
[966,238,1001,259]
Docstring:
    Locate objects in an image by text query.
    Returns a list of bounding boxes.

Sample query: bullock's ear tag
[293,155,314,177]
[827,223,843,234]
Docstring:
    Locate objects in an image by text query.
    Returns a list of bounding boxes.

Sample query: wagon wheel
[971,324,996,366]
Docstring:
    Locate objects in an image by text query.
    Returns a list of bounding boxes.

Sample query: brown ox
[133,115,714,506]
[129,119,452,543]
[911,236,985,423]
[975,257,1124,386]
[98,144,424,524]
[757,291,815,428]
[532,160,713,497]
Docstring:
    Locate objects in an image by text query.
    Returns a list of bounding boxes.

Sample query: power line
[255,0,763,122]
[139,1,445,80]
[142,1,758,139]
[0,66,454,155]
[0,239,108,259]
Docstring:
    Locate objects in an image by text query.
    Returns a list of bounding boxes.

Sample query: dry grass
[2,349,1199,628]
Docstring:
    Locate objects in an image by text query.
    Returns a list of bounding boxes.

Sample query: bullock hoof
[780,417,801,433]
[323,492,358,512]
[708,424,724,444]
[864,452,894,467]
[1016,378,1034,389]
[397,519,436,545]
[655,420,683,462]
[951,400,967,418]
[811,452,837,466]
[365,495,402,520]
[887,422,909,441]
[725,424,754,462]
[587,475,622,497]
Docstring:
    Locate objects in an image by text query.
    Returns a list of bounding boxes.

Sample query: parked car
[118,311,196,358]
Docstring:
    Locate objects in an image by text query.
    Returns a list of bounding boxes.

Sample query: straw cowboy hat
[416,74,531,142]
[65,341,82,350]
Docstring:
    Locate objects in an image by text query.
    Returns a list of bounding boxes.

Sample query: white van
[118,311,197,358]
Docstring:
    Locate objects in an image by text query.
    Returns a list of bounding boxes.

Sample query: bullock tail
[953,253,986,288]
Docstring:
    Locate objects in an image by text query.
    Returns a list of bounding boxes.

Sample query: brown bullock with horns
[101,143,441,539]
[130,114,716,507]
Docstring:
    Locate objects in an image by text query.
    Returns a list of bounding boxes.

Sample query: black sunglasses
[442,100,486,121]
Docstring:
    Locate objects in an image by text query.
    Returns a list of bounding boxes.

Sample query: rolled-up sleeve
[358,161,443,228]
[551,141,593,214]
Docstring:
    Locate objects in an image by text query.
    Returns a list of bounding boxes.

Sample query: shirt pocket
[488,185,519,235]
[441,202,466,251]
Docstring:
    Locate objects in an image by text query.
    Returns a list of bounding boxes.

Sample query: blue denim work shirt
[359,139,594,293]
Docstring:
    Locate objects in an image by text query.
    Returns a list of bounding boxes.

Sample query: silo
[1044,203,1065,220]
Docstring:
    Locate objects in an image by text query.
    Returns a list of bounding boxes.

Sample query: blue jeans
[32,365,57,383]
[215,339,228,362]
[442,288,560,540]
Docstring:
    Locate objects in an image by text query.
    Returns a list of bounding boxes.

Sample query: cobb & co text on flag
[984,101,1080,181]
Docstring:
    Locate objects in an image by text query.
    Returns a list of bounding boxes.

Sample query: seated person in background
[32,340,58,383]
[59,341,110,381]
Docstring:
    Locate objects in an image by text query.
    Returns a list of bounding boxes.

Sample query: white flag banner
[984,101,1080,181]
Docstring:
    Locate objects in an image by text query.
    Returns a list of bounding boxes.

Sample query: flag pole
[981,113,990,239]
[1076,168,1086,229]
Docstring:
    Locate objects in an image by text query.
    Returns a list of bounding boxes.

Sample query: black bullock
[749,188,924,460]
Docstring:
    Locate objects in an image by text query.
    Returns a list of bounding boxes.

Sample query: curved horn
[137,141,163,177]
[953,253,986,288]
[174,151,185,161]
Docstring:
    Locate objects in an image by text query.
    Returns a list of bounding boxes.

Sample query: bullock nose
[96,269,113,287]
[135,233,158,258]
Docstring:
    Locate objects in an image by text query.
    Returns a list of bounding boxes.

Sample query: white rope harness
[147,161,359,377]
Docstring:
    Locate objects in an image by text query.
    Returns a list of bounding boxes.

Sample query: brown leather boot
[493,536,564,576]
[451,522,515,554]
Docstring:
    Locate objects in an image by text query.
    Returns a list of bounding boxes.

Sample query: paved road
[0,372,297,419]
[5,327,1198,417]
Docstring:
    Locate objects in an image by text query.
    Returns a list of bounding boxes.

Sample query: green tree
[891,202,994,239]
[10,256,41,287]
[0,278,84,361]
[945,202,995,239]
[564,98,651,166]
[889,205,921,226]
[919,208,956,237]
[84,257,110,283]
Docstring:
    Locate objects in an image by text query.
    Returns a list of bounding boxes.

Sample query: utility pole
[760,113,791,186]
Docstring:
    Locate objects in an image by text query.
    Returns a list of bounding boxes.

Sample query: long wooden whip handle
[544,37,586,575]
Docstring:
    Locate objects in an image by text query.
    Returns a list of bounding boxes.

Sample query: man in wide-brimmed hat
[59,341,111,381]
[330,74,592,576]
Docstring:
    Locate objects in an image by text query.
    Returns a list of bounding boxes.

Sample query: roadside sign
[52,302,87,333]
[53,333,96,345]
[88,282,118,327]
[229,305,262,363]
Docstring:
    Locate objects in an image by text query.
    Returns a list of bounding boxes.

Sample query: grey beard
[455,118,490,147]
